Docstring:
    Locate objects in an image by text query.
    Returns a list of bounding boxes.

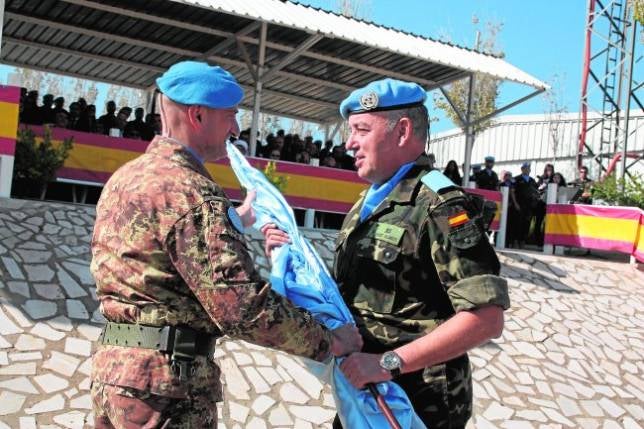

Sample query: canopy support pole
[250,22,267,157]
[462,74,476,187]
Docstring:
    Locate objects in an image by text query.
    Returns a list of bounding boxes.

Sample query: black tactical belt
[99,322,216,381]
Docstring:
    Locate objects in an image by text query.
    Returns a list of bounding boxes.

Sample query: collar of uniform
[146,136,213,180]
[386,153,431,204]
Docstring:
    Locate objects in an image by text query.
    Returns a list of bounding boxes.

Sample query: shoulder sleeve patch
[421,170,458,194]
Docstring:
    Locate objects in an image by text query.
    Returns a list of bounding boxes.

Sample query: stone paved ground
[0,198,642,428]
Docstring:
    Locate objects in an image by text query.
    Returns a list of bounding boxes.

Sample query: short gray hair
[384,105,429,143]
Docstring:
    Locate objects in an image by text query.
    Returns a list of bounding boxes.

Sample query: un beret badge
[359,91,379,110]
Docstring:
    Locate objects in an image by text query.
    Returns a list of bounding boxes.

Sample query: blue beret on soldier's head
[156,61,244,109]
[485,155,495,162]
[339,78,427,119]
[521,162,531,169]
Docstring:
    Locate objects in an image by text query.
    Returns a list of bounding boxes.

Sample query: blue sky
[0,0,586,133]
[298,0,586,129]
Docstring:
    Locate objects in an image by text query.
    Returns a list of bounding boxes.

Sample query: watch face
[381,352,401,370]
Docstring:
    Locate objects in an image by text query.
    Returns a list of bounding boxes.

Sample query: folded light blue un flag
[226,143,425,429]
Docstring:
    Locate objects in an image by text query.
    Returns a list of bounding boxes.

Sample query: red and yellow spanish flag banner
[28,125,368,214]
[544,204,644,261]
[23,123,506,218]
[466,188,502,231]
[0,86,21,156]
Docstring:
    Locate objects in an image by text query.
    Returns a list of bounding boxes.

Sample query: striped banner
[544,204,644,261]
[20,121,506,220]
[25,125,368,213]
[466,188,502,231]
[0,86,21,156]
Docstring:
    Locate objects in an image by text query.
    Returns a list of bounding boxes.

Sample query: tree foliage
[262,161,288,193]
[13,126,73,196]
[542,73,568,162]
[433,20,504,133]
[633,0,644,26]
[592,174,644,208]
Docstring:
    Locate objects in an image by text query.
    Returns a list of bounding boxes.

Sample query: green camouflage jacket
[333,154,509,425]
[91,136,331,398]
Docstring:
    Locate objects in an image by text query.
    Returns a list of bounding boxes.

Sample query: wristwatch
[379,351,403,378]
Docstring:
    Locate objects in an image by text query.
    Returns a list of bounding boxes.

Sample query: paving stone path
[0,198,642,428]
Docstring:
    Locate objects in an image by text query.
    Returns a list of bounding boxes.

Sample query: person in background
[124,107,147,139]
[553,172,566,187]
[513,162,540,248]
[443,159,462,185]
[98,101,117,135]
[475,156,500,190]
[570,165,594,204]
[40,93,56,124]
[500,171,520,248]
[469,164,482,183]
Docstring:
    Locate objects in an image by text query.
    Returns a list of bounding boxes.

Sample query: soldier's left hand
[236,189,256,228]
[339,352,392,389]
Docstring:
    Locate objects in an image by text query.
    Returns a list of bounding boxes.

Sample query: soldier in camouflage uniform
[265,79,510,429]
[90,61,361,429]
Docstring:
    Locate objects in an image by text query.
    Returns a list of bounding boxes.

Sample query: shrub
[12,126,73,198]
[591,174,644,209]
[263,161,288,193]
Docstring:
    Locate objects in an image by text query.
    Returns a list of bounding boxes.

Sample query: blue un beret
[156,61,244,109]
[485,156,495,162]
[340,78,427,119]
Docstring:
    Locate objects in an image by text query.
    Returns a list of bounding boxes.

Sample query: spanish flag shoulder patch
[448,211,469,228]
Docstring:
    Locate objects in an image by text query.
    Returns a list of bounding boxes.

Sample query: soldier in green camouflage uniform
[304,79,509,428]
[90,61,361,429]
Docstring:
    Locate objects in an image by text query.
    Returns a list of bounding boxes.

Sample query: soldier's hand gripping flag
[226,143,426,429]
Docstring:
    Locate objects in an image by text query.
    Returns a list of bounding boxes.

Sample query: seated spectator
[307,139,320,158]
[68,102,80,130]
[320,140,333,159]
[53,97,68,117]
[21,90,41,125]
[570,165,594,204]
[268,148,282,160]
[443,159,462,185]
[553,172,567,187]
[75,102,96,133]
[40,94,56,124]
[233,139,249,155]
[321,155,336,168]
[54,111,70,129]
[124,107,146,139]
[333,143,355,170]
[113,109,129,137]
[295,150,311,165]
[153,114,162,135]
[98,101,117,135]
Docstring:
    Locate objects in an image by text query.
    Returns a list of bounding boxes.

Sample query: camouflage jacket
[91,136,331,398]
[333,154,509,421]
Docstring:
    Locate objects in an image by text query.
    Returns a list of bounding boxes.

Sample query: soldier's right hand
[330,324,363,357]
[260,223,291,257]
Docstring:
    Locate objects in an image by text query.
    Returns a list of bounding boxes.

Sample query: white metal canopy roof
[187,0,547,90]
[1,0,547,124]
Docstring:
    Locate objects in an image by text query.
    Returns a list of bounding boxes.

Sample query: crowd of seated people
[230,128,356,170]
[19,89,161,140]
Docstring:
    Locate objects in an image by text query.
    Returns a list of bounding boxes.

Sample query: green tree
[632,0,644,26]
[12,126,74,199]
[263,161,288,192]
[592,174,644,208]
[433,19,504,133]
[542,73,568,163]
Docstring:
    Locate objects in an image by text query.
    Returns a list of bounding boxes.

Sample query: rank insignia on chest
[448,211,469,228]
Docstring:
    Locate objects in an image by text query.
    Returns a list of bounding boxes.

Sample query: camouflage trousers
[91,382,218,429]
[333,354,472,429]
